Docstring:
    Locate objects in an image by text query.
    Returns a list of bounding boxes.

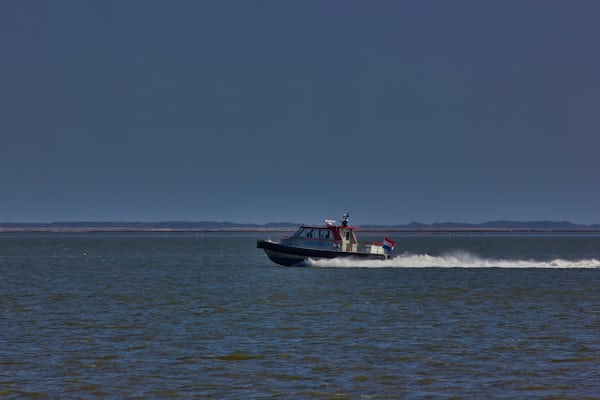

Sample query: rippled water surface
[1,233,599,398]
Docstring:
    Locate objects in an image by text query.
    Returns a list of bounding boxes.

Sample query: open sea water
[1,233,599,399]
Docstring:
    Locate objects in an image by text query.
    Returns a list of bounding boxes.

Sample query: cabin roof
[299,224,359,230]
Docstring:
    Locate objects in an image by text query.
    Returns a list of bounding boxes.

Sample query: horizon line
[1,219,599,228]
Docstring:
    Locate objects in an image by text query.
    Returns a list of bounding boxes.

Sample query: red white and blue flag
[382,237,395,253]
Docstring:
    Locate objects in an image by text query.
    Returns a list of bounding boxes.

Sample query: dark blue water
[1,233,599,398]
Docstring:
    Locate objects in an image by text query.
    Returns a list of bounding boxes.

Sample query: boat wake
[306,251,600,269]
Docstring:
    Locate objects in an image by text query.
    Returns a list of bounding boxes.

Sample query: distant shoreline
[1,226,600,234]
[0,226,295,234]
[1,220,600,234]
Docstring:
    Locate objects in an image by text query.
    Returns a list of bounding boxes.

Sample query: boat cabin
[285,223,359,252]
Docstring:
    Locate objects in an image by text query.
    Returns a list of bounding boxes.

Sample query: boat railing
[357,241,386,255]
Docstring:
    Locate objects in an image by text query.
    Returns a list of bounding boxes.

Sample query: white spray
[306,251,600,269]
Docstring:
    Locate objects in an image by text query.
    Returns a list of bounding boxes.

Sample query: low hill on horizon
[361,220,600,230]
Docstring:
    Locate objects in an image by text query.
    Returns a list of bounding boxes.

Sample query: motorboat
[257,213,394,266]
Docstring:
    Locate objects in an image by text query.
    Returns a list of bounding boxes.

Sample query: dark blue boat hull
[257,239,389,266]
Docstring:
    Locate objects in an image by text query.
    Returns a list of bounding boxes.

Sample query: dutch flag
[382,237,395,253]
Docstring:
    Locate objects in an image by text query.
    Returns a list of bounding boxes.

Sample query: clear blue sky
[2,1,599,225]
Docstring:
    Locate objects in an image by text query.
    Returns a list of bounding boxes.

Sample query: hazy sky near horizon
[2,1,599,225]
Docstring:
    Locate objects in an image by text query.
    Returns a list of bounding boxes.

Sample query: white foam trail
[307,252,600,269]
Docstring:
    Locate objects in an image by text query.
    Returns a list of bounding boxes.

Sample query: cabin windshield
[294,227,332,239]
[294,228,315,238]
[293,228,305,237]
